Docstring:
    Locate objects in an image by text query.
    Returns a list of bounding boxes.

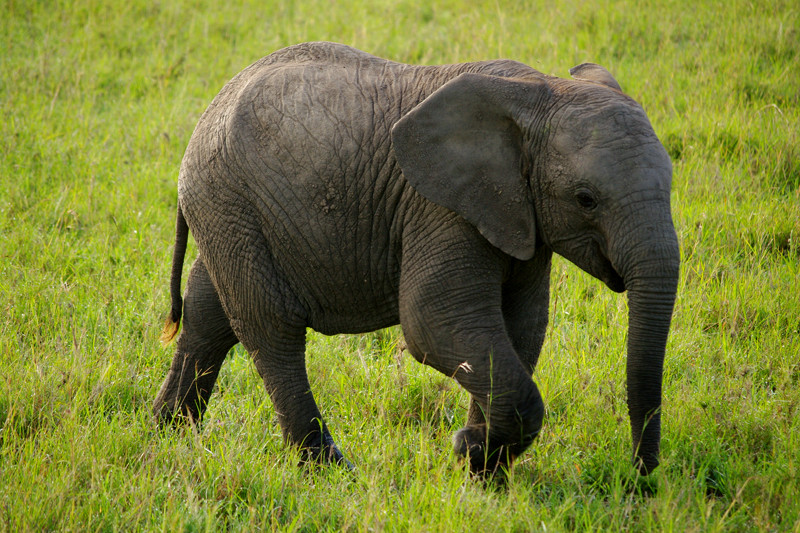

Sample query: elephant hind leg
[243,323,348,466]
[153,257,238,426]
[201,233,349,467]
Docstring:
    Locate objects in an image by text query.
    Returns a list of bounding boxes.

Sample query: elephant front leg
[461,249,553,456]
[450,358,545,479]
[398,235,548,479]
[401,297,545,479]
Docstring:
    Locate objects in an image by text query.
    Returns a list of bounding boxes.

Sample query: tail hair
[160,309,181,344]
[160,203,189,345]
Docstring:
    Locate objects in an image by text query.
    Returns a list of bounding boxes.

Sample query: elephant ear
[569,63,622,92]
[391,73,543,261]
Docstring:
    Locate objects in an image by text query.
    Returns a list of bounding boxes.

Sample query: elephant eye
[575,189,598,210]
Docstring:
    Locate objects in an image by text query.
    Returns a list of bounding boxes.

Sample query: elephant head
[392,65,679,474]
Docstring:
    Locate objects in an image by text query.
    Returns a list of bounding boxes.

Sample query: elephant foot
[153,401,202,429]
[452,424,538,481]
[297,433,355,472]
[299,445,354,471]
[633,448,659,476]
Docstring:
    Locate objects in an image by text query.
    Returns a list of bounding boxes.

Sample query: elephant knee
[515,387,545,448]
[453,383,545,477]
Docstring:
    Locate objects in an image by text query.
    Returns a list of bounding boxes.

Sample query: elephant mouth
[565,236,626,293]
[592,238,625,292]
[600,256,626,293]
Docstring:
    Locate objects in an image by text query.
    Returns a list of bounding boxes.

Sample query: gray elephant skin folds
[153,42,680,480]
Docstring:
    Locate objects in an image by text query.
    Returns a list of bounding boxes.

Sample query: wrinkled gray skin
[153,42,679,478]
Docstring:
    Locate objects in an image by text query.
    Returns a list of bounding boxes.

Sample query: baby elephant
[154,42,679,478]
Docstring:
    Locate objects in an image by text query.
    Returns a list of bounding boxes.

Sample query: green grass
[2,0,799,530]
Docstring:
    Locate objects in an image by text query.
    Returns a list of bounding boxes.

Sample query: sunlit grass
[2,0,799,530]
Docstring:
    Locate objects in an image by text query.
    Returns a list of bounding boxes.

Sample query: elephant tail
[160,203,189,344]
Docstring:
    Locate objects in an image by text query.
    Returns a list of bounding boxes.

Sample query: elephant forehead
[569,145,673,197]
[550,101,669,171]
[554,100,655,148]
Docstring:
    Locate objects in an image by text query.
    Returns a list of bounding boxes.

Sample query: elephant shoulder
[463,59,546,81]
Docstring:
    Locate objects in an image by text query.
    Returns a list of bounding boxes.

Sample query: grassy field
[2,0,799,530]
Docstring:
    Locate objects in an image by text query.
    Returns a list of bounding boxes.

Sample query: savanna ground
[1,0,799,530]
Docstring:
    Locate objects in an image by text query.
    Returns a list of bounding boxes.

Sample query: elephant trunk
[619,228,680,474]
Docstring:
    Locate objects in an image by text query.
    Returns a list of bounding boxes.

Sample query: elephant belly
[183,178,403,336]
[256,183,405,335]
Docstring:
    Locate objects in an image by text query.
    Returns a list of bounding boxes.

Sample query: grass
[2,0,799,530]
